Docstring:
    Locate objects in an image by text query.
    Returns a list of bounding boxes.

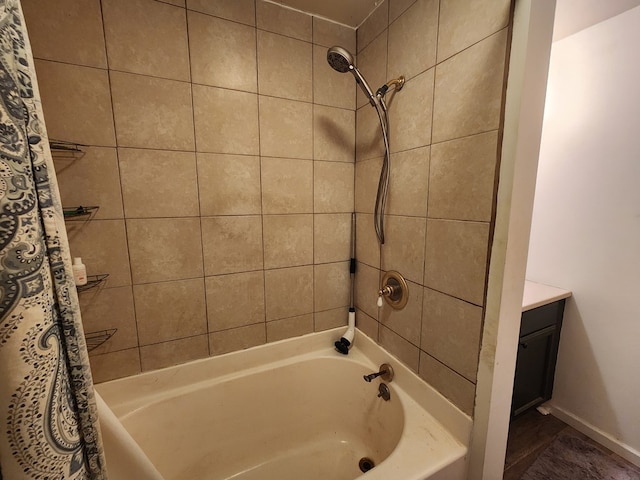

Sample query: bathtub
[95,328,471,480]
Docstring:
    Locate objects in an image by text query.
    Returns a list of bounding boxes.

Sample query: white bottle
[72,257,87,286]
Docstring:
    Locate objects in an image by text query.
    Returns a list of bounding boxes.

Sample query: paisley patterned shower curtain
[0,1,107,478]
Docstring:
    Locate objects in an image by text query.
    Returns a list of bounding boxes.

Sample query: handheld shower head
[327,46,353,73]
[326,46,376,107]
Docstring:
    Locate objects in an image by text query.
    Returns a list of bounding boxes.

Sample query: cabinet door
[511,325,560,417]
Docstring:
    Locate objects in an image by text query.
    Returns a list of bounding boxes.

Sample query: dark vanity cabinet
[511,299,566,417]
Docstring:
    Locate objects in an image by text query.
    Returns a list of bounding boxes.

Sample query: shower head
[327,46,354,73]
[327,45,376,107]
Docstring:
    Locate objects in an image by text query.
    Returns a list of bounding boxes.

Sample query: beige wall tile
[119,149,199,218]
[356,30,387,109]
[160,0,185,6]
[314,213,352,264]
[111,72,194,150]
[90,348,141,383]
[261,158,313,214]
[140,335,209,371]
[53,147,123,220]
[419,352,475,415]
[356,105,385,161]
[102,0,189,81]
[389,0,418,23]
[437,0,511,62]
[258,31,312,102]
[422,288,482,382]
[256,1,312,41]
[357,311,379,341]
[313,18,356,51]
[379,325,419,372]
[35,60,115,146]
[127,217,204,283]
[314,162,354,213]
[355,213,380,268]
[134,279,207,345]
[206,271,265,331]
[79,286,137,355]
[267,314,314,342]
[355,262,380,319]
[315,307,348,331]
[388,68,434,153]
[22,0,107,68]
[193,85,259,155]
[186,0,256,26]
[263,214,313,269]
[188,11,257,92]
[314,105,355,162]
[387,146,430,217]
[381,215,426,284]
[379,279,423,345]
[355,157,382,214]
[259,96,313,159]
[314,262,350,311]
[424,219,490,306]
[209,324,266,356]
[202,216,263,275]
[264,266,313,320]
[197,153,261,216]
[357,0,388,53]
[432,29,508,143]
[429,131,498,222]
[313,45,356,110]
[388,0,438,81]
[66,220,131,287]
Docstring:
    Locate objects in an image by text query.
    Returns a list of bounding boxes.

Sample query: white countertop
[522,280,572,312]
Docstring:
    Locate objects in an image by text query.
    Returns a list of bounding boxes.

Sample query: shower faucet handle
[363,363,394,383]
[377,285,395,307]
[378,284,398,307]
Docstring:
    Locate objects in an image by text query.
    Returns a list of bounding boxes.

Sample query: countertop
[522,280,572,312]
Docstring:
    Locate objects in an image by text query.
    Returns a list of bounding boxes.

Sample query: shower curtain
[0,1,107,478]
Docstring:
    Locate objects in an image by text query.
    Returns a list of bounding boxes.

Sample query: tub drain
[359,457,375,473]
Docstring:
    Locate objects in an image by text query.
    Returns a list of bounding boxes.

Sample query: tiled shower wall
[353,0,512,415]
[22,0,357,382]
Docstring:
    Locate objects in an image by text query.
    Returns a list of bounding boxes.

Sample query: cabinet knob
[519,342,528,349]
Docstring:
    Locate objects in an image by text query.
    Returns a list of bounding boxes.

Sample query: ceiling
[268,0,378,27]
[271,0,640,39]
[552,0,640,41]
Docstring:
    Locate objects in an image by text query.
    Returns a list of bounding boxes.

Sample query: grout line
[311,14,316,332]
[254,0,269,346]
[36,54,355,113]
[421,350,478,385]
[98,0,143,369]
[184,4,211,356]
[419,0,442,364]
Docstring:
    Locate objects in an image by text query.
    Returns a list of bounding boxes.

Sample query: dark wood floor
[504,409,640,479]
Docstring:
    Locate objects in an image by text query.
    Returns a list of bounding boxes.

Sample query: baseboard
[546,403,640,467]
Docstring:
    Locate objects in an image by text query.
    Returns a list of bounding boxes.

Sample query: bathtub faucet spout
[363,363,394,383]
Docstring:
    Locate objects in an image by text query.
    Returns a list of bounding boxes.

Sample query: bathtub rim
[96,328,472,447]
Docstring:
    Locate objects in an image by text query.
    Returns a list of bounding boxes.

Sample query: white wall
[527,5,640,464]
[469,1,556,478]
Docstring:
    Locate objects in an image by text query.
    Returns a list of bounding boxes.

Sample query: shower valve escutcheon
[363,363,394,383]
[377,270,409,310]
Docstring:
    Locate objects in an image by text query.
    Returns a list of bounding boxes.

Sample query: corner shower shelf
[85,328,117,352]
[76,274,109,292]
[49,139,86,158]
[63,205,99,218]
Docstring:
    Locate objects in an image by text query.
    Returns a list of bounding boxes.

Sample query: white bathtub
[95,328,471,480]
